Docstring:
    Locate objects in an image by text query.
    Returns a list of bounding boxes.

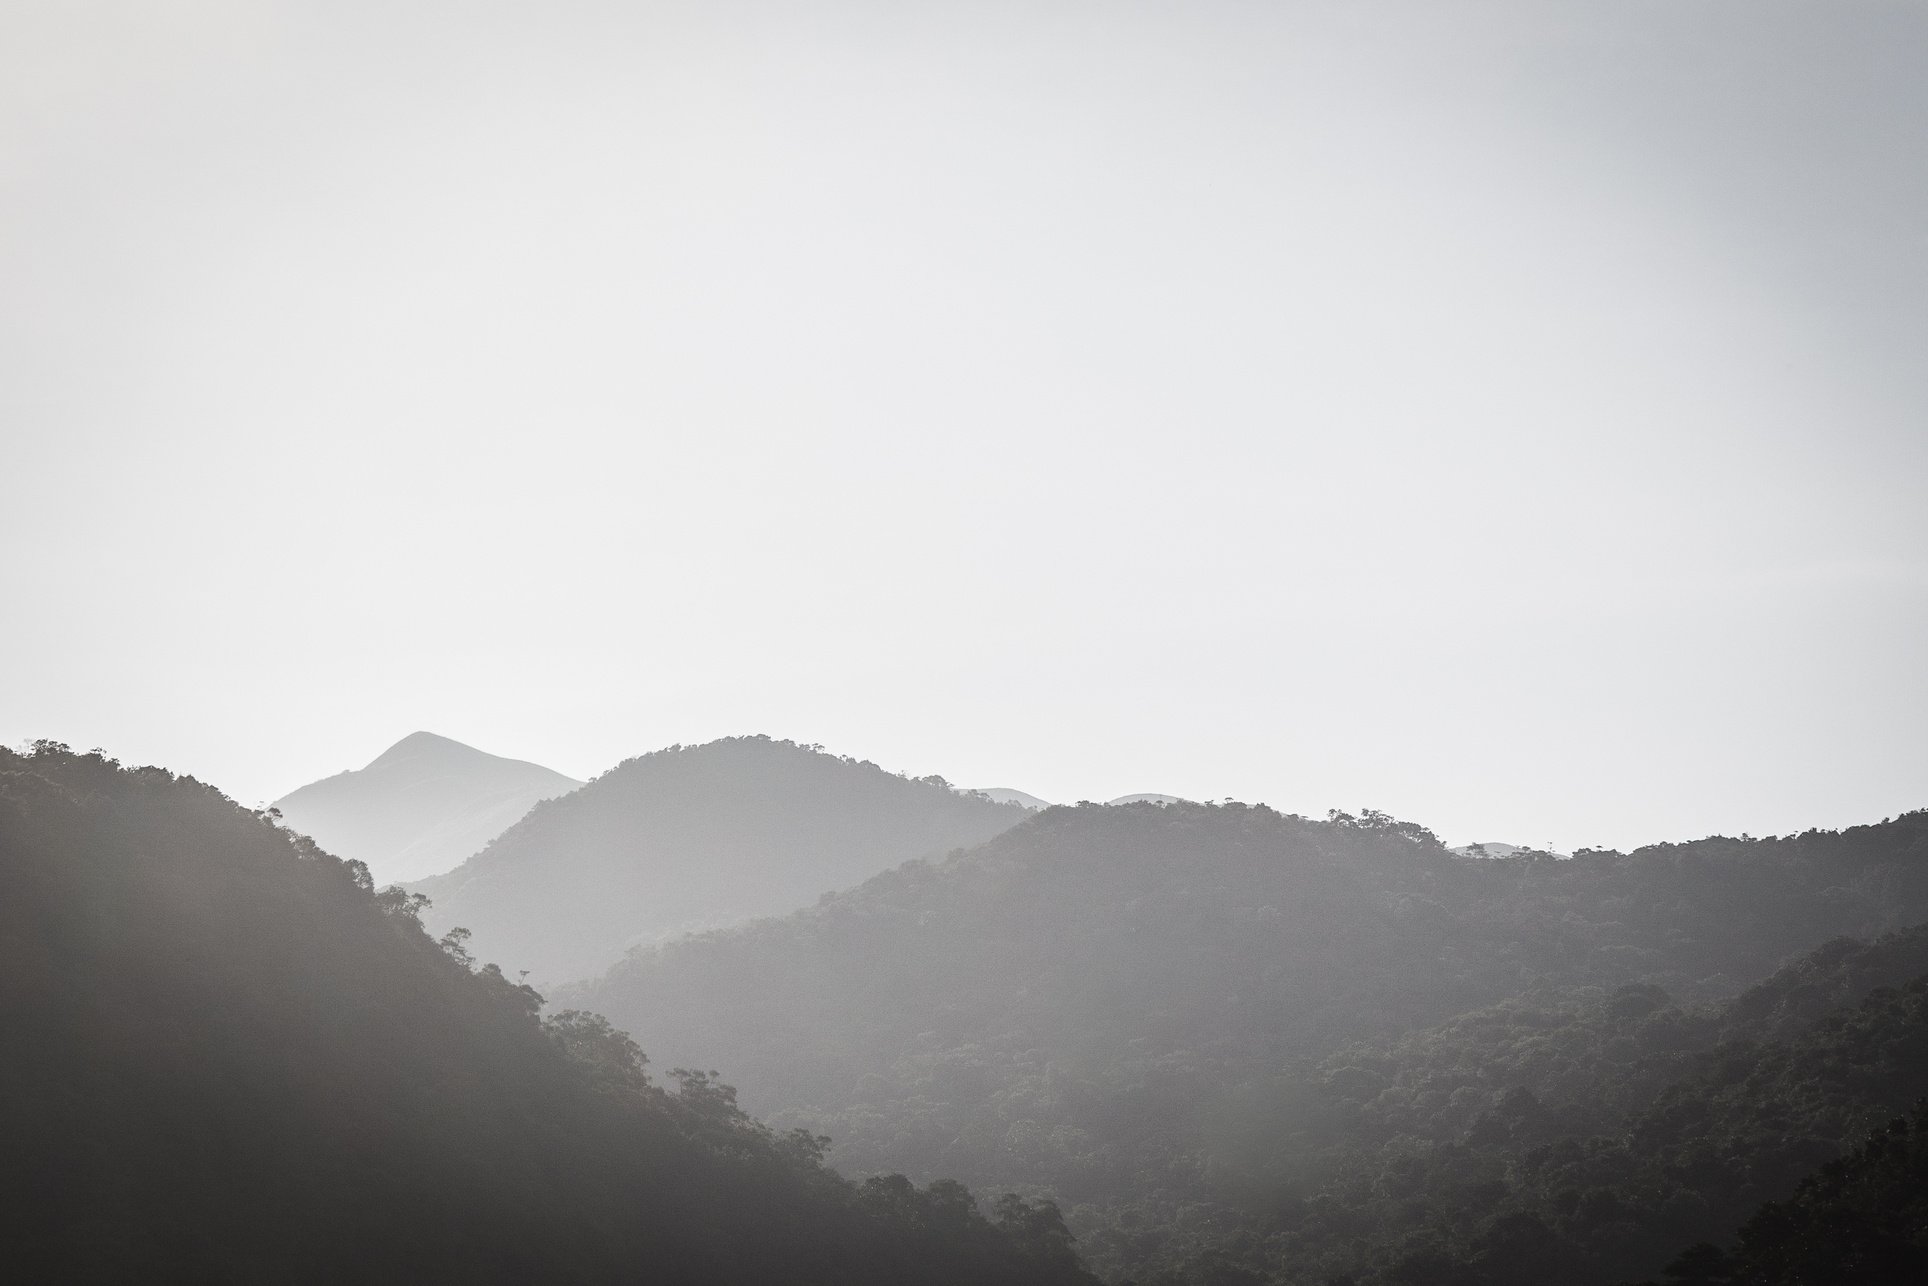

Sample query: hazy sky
[4,1,1924,851]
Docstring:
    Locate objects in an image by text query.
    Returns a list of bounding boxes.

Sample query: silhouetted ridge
[0,741,1097,1286]
[413,735,1028,983]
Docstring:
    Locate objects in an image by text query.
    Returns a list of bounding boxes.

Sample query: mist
[5,1,1923,851]
[5,5,1927,1285]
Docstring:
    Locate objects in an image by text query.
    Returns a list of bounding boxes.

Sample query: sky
[3,0,1924,852]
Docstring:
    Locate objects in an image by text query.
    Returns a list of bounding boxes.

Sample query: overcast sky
[4,1,1923,851]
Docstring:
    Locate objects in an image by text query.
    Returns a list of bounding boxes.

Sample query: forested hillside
[414,736,1027,982]
[0,743,1096,1286]
[564,800,1928,1284]
[1666,1100,1928,1285]
[273,731,580,885]
[1147,931,1928,1284]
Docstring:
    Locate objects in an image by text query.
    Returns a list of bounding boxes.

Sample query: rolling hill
[413,735,1030,983]
[561,800,1928,1283]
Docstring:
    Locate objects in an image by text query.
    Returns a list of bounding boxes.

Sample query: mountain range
[559,800,1928,1284]
[17,728,1927,1284]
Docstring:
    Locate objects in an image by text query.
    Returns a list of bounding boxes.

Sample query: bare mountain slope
[273,732,581,885]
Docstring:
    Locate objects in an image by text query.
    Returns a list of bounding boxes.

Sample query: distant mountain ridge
[968,791,1189,809]
[972,788,1053,811]
[414,735,1030,983]
[273,732,580,885]
[1452,840,1530,857]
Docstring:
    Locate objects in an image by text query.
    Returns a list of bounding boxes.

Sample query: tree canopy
[562,799,1928,1284]
[0,742,1096,1286]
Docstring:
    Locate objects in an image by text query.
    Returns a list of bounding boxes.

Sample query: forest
[563,794,1928,1284]
[0,743,1090,1285]
[5,738,1925,1284]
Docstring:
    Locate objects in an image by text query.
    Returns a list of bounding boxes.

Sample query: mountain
[974,788,1053,810]
[413,735,1030,983]
[0,741,1097,1286]
[560,801,1928,1284]
[15,736,1926,1286]
[1450,840,1572,859]
[970,790,1187,809]
[273,731,581,885]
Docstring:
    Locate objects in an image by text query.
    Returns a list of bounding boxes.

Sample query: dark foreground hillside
[0,743,1096,1286]
[414,735,1028,982]
[565,800,1928,1283]
[1682,1100,1928,1285]
[1191,933,1928,1285]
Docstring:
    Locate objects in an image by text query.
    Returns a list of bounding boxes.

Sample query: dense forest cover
[1147,933,1928,1284]
[0,743,1096,1286]
[272,731,581,885]
[1681,1100,1928,1285]
[413,735,1028,982]
[563,801,1928,1284]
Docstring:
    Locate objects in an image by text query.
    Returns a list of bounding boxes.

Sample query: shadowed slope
[0,742,1098,1286]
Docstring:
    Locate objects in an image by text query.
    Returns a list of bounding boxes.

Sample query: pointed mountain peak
[364,731,476,771]
[273,734,583,885]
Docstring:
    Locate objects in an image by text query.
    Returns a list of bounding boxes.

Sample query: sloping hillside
[1154,927,1928,1285]
[415,736,1028,983]
[0,741,1097,1286]
[562,802,1928,1282]
[569,803,1928,1124]
[273,731,580,884]
[1685,1100,1928,1285]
